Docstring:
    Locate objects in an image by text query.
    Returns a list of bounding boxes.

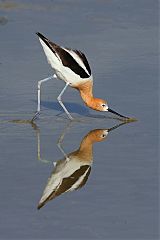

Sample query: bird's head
[87,129,109,143]
[90,98,108,111]
[90,98,130,119]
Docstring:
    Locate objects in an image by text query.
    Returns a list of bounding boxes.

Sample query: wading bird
[33,32,130,121]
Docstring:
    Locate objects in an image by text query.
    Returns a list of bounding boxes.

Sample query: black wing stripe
[37,165,91,209]
[36,32,58,57]
[55,48,90,78]
[54,165,91,196]
[73,50,91,75]
[36,32,90,78]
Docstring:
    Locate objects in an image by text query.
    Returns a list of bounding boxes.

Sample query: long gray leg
[57,82,73,120]
[32,76,54,121]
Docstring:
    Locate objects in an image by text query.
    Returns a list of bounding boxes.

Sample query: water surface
[0,0,158,239]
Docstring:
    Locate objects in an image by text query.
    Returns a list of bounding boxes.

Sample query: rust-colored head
[77,80,130,119]
[87,129,109,142]
[88,98,108,111]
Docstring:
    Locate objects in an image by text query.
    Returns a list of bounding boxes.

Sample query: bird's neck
[78,135,94,159]
[77,81,96,109]
[72,133,94,162]
[76,130,103,160]
[71,129,106,163]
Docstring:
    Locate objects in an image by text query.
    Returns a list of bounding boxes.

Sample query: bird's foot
[31,111,40,122]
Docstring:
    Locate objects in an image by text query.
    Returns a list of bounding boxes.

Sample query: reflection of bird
[33,32,130,120]
[37,122,125,209]
[37,129,109,209]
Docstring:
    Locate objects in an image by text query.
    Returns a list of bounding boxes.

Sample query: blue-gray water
[0,0,158,239]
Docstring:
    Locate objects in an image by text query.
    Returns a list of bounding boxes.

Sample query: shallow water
[0,0,158,239]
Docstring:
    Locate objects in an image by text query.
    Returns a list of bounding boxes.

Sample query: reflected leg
[57,121,73,160]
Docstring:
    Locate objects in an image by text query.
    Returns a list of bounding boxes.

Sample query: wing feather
[36,32,91,79]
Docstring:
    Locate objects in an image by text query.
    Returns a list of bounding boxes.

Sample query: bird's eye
[101,134,106,138]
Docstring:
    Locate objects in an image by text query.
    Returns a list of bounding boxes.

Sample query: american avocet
[33,32,130,121]
[37,122,125,209]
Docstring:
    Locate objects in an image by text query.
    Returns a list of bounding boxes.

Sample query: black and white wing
[37,157,91,209]
[36,32,92,81]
